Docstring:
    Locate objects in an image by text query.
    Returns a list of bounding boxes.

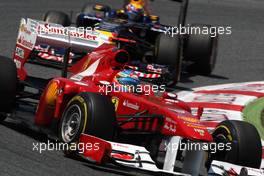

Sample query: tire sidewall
[212,120,262,168]
[59,95,88,143]
[59,93,116,144]
[0,57,17,112]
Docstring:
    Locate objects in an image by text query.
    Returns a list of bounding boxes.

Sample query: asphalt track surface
[0,0,264,176]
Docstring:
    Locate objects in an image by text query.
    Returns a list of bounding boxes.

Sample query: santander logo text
[37,23,98,41]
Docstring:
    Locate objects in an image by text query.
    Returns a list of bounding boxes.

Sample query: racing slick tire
[43,11,71,27]
[184,24,218,75]
[155,33,181,86]
[211,120,262,168]
[59,92,116,144]
[0,57,17,122]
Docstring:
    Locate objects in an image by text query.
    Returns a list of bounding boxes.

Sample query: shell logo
[19,23,31,35]
[45,81,59,106]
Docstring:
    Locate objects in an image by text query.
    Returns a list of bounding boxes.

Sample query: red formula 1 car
[0,18,262,175]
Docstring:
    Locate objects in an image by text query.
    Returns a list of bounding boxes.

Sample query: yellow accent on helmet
[130,0,144,9]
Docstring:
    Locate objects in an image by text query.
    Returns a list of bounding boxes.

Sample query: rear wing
[14,18,110,80]
[16,18,105,52]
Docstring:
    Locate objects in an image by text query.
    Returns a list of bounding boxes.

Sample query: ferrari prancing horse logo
[111,97,119,111]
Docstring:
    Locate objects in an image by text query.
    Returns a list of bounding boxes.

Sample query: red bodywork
[13,30,213,143]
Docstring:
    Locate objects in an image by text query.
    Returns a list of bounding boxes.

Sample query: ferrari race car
[0,18,261,175]
[42,0,219,85]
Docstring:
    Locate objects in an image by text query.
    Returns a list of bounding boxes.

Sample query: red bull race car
[41,0,219,86]
[0,17,262,176]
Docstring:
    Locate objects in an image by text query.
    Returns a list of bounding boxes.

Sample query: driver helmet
[113,69,140,92]
[125,0,145,21]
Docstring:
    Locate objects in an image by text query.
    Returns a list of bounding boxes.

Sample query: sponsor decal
[164,117,177,133]
[123,100,140,110]
[17,36,35,49]
[164,122,176,133]
[165,117,177,124]
[15,47,25,59]
[17,18,37,50]
[186,123,207,130]
[111,97,119,111]
[194,128,205,136]
[38,24,98,41]
[178,116,199,123]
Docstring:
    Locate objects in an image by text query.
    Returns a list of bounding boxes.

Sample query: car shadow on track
[1,120,48,143]
[1,119,150,176]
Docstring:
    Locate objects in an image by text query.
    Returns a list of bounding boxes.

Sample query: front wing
[78,134,264,176]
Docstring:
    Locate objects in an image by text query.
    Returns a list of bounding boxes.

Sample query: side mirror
[162,92,178,100]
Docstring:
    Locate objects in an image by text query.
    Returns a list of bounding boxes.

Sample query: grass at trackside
[243,97,264,140]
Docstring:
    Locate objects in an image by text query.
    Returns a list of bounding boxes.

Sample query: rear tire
[211,120,262,168]
[59,92,116,144]
[43,11,71,27]
[0,57,17,121]
[155,34,181,86]
[184,24,218,75]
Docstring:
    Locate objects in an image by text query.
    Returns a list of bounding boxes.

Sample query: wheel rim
[61,104,82,143]
[212,127,232,161]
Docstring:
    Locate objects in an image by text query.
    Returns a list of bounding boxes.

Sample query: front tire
[211,120,262,168]
[59,92,116,144]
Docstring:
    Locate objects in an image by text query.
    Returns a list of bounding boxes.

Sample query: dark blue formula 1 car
[42,0,219,86]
